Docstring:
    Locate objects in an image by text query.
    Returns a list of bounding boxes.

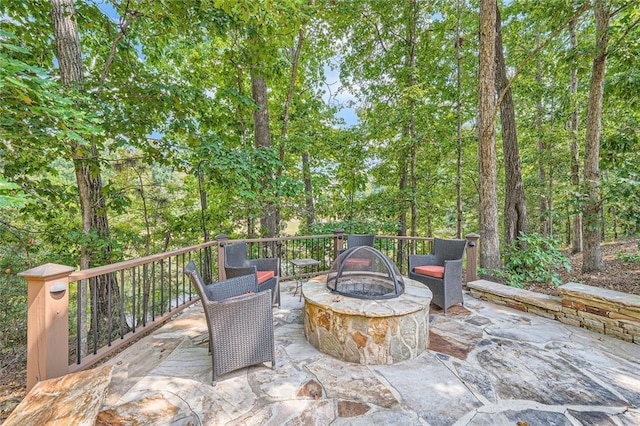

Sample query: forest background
[1,0,639,409]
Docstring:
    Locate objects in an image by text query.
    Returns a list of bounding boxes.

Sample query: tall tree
[455,0,464,239]
[49,0,121,351]
[397,0,419,270]
[569,18,582,253]
[495,4,527,246]
[534,31,551,236]
[277,1,313,231]
[251,72,277,237]
[582,0,610,272]
[478,0,501,269]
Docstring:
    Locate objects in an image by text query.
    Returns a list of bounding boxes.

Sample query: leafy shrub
[615,244,640,263]
[497,232,571,288]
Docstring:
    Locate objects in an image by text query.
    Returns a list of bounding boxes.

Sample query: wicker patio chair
[340,234,376,270]
[223,241,281,307]
[346,234,376,249]
[184,260,275,382]
[408,238,467,314]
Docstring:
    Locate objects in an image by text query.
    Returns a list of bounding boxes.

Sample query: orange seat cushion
[414,265,445,279]
[256,270,275,284]
[345,258,372,267]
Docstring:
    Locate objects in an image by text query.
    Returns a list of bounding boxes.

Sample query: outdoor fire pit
[326,246,405,299]
[303,248,432,365]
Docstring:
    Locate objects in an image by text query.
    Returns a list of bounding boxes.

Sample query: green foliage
[0,0,639,355]
[497,233,572,288]
[304,219,380,237]
[0,243,30,353]
[0,274,27,352]
[0,179,31,208]
[615,244,640,263]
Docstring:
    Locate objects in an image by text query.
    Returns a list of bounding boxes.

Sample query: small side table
[290,258,321,301]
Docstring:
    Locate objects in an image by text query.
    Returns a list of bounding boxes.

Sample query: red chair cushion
[256,270,275,284]
[414,265,445,279]
[345,258,372,267]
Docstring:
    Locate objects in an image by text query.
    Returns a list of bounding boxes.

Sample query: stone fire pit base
[303,275,432,365]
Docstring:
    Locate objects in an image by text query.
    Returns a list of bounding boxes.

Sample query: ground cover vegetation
[1,0,639,419]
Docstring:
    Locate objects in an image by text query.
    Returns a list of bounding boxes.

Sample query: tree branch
[97,1,142,96]
[610,15,640,52]
[494,3,590,116]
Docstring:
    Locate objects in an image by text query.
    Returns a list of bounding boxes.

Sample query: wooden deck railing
[18,231,479,390]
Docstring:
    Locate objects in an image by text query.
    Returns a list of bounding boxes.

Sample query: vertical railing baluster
[76,280,82,365]
[107,270,112,346]
[160,258,165,315]
[132,266,136,333]
[151,262,156,321]
[181,253,185,305]
[120,269,125,339]
[168,257,172,311]
[175,254,179,307]
[91,276,98,355]
[143,263,148,327]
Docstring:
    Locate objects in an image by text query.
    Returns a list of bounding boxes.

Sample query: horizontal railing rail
[19,231,478,391]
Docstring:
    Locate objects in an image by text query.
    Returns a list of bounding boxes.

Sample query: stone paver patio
[14,279,639,425]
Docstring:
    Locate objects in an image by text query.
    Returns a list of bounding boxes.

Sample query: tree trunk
[495,4,527,247]
[398,155,408,267]
[301,152,315,227]
[50,0,123,353]
[236,65,248,147]
[408,0,418,239]
[455,0,463,239]
[534,32,550,236]
[197,166,212,283]
[582,0,609,273]
[395,0,419,266]
[410,141,417,237]
[251,73,277,237]
[478,0,501,270]
[398,156,409,238]
[277,23,307,231]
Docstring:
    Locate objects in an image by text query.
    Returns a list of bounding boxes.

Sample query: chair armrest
[443,258,463,278]
[206,274,258,301]
[225,265,257,279]
[249,257,279,275]
[409,254,438,270]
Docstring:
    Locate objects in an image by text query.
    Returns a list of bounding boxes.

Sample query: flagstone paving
[10,280,640,425]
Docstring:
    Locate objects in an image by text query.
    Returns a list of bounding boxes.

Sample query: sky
[323,65,359,128]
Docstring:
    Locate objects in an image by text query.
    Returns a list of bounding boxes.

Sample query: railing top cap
[19,263,76,279]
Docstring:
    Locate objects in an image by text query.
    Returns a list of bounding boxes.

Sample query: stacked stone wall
[468,280,640,345]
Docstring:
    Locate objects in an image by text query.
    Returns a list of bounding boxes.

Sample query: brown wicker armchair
[408,238,467,314]
[223,241,280,307]
[184,260,275,382]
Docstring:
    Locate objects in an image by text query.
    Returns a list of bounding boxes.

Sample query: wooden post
[19,263,76,391]
[465,233,480,282]
[333,229,345,260]
[215,234,228,281]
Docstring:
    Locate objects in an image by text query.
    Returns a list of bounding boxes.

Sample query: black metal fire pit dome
[326,246,405,300]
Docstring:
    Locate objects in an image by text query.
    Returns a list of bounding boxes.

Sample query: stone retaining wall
[467,280,640,344]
